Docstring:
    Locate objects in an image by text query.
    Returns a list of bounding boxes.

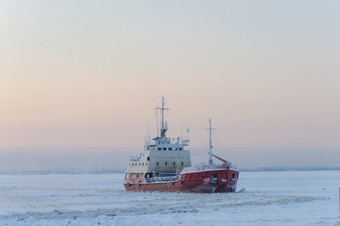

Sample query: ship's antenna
[180,101,183,140]
[156,96,169,138]
[206,118,216,165]
[209,118,213,164]
[155,109,159,137]
[161,97,165,134]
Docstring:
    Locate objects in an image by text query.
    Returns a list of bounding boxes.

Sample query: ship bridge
[124,97,191,181]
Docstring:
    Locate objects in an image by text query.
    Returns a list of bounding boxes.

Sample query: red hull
[124,168,239,193]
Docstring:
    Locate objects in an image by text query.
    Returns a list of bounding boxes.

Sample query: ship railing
[182,164,220,172]
[129,155,141,161]
[182,163,237,173]
[145,175,178,183]
[229,164,238,170]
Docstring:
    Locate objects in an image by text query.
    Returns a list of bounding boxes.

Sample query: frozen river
[1,171,340,225]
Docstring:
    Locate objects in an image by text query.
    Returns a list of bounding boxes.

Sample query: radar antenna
[156,96,170,138]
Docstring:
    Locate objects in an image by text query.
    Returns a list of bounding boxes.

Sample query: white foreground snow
[0,171,339,225]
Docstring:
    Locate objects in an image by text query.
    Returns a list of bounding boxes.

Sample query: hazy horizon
[0,146,339,173]
[1,1,339,173]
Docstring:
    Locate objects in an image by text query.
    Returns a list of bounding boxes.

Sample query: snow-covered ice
[1,171,339,225]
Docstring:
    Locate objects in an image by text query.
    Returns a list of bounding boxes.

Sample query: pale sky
[0,1,339,171]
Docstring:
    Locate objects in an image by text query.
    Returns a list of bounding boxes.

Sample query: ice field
[1,170,340,225]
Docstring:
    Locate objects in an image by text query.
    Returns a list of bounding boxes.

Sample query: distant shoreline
[1,166,340,175]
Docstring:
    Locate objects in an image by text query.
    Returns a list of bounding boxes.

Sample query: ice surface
[1,171,339,225]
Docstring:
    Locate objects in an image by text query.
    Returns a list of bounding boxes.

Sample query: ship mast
[156,97,169,138]
[208,118,213,165]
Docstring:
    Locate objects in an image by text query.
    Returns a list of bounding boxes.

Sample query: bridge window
[165,162,167,166]
[147,157,150,161]
[163,147,166,151]
[179,148,183,151]
[146,147,150,150]
[158,147,161,151]
[142,163,144,166]
[169,148,172,151]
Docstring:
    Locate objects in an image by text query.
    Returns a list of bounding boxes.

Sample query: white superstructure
[124,97,191,181]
